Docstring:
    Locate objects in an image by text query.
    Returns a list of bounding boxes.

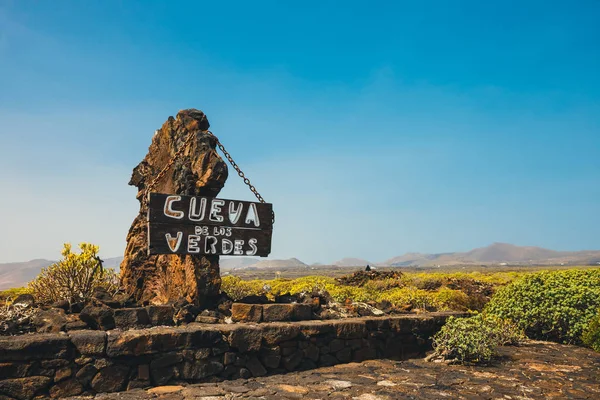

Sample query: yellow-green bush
[221,276,269,301]
[433,287,471,311]
[28,243,119,305]
[0,287,32,304]
[219,270,529,312]
[582,308,600,352]
[376,287,437,310]
[485,268,600,344]
[431,313,525,364]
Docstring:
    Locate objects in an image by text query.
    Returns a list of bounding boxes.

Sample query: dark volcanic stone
[119,109,227,306]
[195,316,219,324]
[229,326,262,352]
[49,379,83,398]
[181,360,224,380]
[282,350,303,371]
[239,368,252,379]
[69,330,106,356]
[292,304,313,321]
[0,362,29,379]
[65,319,89,331]
[0,376,51,400]
[237,295,269,304]
[13,294,35,308]
[262,304,294,322]
[54,366,72,382]
[75,364,97,386]
[336,347,352,362]
[260,347,281,369]
[90,365,130,393]
[303,344,320,362]
[334,320,367,339]
[231,303,262,323]
[79,304,115,330]
[113,307,150,329]
[246,356,267,377]
[51,299,70,311]
[32,308,67,333]
[106,327,188,357]
[0,334,71,361]
[174,304,200,324]
[319,354,338,367]
[146,305,174,326]
[261,324,300,346]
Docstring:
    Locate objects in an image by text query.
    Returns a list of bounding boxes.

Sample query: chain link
[207,130,266,204]
[145,130,273,223]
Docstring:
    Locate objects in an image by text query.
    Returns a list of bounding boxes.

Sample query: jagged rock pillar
[120,109,228,306]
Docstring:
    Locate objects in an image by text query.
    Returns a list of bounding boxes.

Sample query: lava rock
[0,376,51,400]
[120,109,227,305]
[12,294,35,308]
[231,303,262,323]
[69,330,107,356]
[146,305,174,326]
[32,308,67,333]
[114,307,150,330]
[90,365,130,393]
[79,303,115,330]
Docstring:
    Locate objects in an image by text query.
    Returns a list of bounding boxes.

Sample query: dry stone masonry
[0,313,463,399]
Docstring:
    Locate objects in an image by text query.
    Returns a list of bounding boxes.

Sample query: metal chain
[145,130,273,223]
[206,130,266,204]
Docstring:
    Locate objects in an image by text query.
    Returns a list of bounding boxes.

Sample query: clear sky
[0,0,599,264]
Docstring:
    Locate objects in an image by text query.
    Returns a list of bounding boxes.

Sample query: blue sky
[0,0,599,263]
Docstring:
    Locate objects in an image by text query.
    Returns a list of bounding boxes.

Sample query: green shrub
[433,287,471,311]
[582,309,600,352]
[220,276,268,301]
[485,269,600,344]
[28,243,119,305]
[0,287,32,304]
[431,314,524,364]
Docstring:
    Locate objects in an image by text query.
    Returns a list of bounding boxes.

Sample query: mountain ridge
[2,243,599,290]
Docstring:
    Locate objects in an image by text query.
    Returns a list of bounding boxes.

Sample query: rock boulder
[120,109,228,306]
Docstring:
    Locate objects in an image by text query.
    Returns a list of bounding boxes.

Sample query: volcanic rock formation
[120,109,228,306]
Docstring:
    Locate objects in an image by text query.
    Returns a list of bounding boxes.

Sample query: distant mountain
[381,252,446,267]
[102,257,123,271]
[246,258,308,269]
[0,259,54,290]
[220,257,261,270]
[332,258,373,267]
[380,243,600,267]
[3,243,599,290]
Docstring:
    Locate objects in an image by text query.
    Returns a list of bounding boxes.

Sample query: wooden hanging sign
[147,193,273,256]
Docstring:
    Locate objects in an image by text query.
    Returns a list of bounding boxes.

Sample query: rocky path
[68,341,600,400]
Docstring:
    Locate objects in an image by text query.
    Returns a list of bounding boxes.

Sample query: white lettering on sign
[161,233,261,255]
[245,203,260,227]
[165,231,183,252]
[204,236,218,253]
[150,193,271,256]
[161,197,261,227]
[247,238,258,256]
[209,199,225,222]
[222,239,233,254]
[187,235,201,253]
[228,202,243,224]
[189,197,207,221]
[164,196,184,219]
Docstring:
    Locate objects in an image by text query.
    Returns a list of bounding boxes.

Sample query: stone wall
[0,313,464,399]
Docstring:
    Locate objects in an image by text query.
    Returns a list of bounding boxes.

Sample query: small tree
[29,243,119,305]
